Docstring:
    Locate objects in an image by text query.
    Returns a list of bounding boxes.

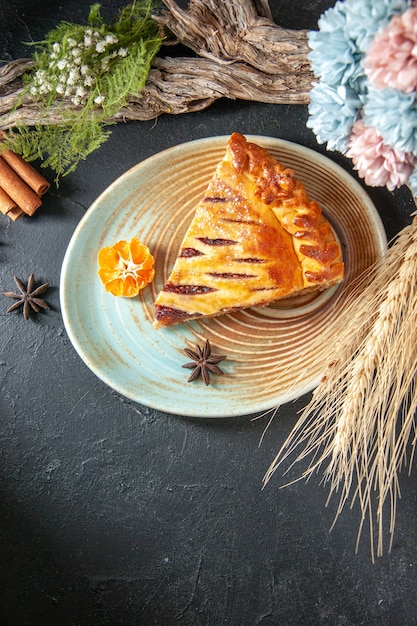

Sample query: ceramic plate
[60,136,387,417]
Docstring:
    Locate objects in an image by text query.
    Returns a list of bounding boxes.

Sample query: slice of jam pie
[154,132,344,328]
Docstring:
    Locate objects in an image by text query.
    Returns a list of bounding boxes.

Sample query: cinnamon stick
[0,156,41,215]
[6,205,24,221]
[0,185,17,214]
[1,150,50,195]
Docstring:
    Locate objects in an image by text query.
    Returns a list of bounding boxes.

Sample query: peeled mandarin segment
[130,238,148,264]
[113,240,131,259]
[137,268,155,285]
[98,246,121,270]
[97,237,155,297]
[98,268,121,284]
[104,277,125,297]
[140,254,155,270]
[122,275,139,297]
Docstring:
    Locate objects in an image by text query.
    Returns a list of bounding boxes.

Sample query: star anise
[2,274,50,321]
[182,339,226,386]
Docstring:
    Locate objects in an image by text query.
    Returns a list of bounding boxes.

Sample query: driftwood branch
[154,0,310,74]
[0,0,312,130]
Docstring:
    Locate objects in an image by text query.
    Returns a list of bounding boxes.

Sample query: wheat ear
[264,216,417,561]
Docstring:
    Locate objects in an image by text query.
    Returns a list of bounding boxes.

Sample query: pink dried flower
[364,6,417,93]
[346,119,417,190]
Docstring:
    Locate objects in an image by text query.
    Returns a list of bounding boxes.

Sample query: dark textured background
[1,1,417,624]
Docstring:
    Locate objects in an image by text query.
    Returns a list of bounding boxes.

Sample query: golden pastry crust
[154,133,344,328]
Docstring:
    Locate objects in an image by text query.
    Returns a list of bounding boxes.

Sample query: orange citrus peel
[97,237,155,297]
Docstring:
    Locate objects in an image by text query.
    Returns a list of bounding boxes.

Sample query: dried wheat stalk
[264,213,417,561]
[0,0,312,130]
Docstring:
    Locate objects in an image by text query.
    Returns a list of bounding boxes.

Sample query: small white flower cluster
[30,28,129,107]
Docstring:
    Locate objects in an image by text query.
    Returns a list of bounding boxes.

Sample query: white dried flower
[39,83,51,94]
[68,68,80,82]
[105,34,118,45]
[56,84,65,94]
[118,47,128,57]
[84,75,94,87]
[95,40,106,53]
[67,37,77,48]
[52,42,61,53]
[57,58,68,70]
[75,85,87,98]
[94,94,105,105]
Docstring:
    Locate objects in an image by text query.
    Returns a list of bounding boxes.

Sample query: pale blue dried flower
[354,60,370,103]
[363,87,417,155]
[307,82,362,153]
[343,0,412,52]
[309,4,351,83]
[308,2,364,89]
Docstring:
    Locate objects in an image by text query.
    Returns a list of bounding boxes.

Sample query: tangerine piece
[97,237,155,297]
